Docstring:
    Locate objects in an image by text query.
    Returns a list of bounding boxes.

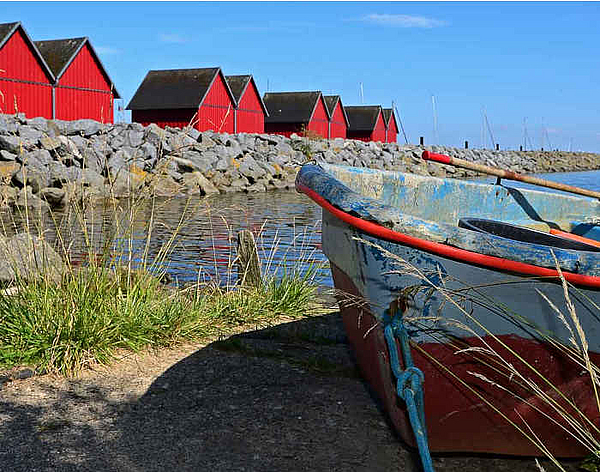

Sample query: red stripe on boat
[297,183,600,289]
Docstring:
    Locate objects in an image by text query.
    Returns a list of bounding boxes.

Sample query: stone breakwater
[1,113,599,209]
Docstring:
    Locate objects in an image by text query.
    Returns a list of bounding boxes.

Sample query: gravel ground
[0,311,580,472]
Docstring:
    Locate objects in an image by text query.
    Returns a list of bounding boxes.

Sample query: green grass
[0,264,320,375]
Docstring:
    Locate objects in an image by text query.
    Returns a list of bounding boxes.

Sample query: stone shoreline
[1,113,599,209]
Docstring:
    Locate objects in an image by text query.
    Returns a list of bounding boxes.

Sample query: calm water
[2,169,598,287]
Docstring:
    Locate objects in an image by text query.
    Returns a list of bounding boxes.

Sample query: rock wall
[1,113,599,209]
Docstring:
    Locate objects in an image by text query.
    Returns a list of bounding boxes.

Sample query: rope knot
[396,366,424,400]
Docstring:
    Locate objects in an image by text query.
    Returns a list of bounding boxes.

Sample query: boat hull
[324,211,600,457]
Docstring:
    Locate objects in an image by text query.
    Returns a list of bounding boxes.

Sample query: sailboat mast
[483,107,495,149]
[431,95,439,144]
[481,107,485,149]
[393,101,409,144]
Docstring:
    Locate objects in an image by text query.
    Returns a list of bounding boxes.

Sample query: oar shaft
[422,150,600,200]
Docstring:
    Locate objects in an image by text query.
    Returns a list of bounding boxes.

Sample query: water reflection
[0,190,330,286]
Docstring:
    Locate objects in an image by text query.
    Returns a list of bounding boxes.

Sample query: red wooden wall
[56,88,113,122]
[0,28,53,118]
[60,43,110,91]
[197,74,234,133]
[236,82,264,134]
[328,102,347,139]
[306,97,328,138]
[371,112,386,142]
[55,43,114,123]
[386,114,398,143]
[132,108,197,129]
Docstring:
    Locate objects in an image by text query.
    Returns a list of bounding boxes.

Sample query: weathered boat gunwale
[296,163,600,285]
[296,161,600,458]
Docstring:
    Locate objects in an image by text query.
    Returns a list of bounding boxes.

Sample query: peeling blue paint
[296,163,600,276]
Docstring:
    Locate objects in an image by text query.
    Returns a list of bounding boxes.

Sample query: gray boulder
[0,135,24,154]
[39,136,62,152]
[229,176,250,192]
[224,138,243,158]
[81,168,105,188]
[18,125,43,144]
[107,125,129,149]
[239,155,266,182]
[66,119,103,137]
[107,149,132,176]
[47,164,103,188]
[127,129,144,147]
[0,150,16,161]
[68,134,89,153]
[168,133,197,154]
[143,123,167,147]
[19,149,52,166]
[14,187,50,208]
[170,156,201,174]
[106,170,144,197]
[25,117,49,132]
[246,182,267,193]
[0,233,65,285]
[181,172,219,196]
[39,187,66,206]
[197,133,216,150]
[184,127,201,141]
[12,165,50,193]
[0,115,18,134]
[81,146,108,174]
[55,136,83,164]
[47,119,69,135]
[214,155,232,171]
[184,151,215,173]
[146,174,184,197]
[139,142,157,161]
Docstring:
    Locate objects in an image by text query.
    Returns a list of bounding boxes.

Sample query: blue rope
[384,314,434,472]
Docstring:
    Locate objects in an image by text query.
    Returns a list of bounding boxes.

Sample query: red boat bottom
[330,262,600,458]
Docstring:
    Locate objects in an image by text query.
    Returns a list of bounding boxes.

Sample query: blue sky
[4,2,600,151]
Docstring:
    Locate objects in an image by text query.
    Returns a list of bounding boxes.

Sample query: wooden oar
[422,150,600,200]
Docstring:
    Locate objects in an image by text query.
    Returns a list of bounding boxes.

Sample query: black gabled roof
[225,75,250,103]
[345,105,382,132]
[382,108,399,130]
[34,37,86,78]
[263,91,323,124]
[127,67,234,111]
[323,95,338,118]
[323,95,349,127]
[0,22,55,82]
[0,22,20,48]
[34,37,120,98]
[225,75,268,115]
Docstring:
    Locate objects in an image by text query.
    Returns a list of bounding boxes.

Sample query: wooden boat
[296,157,600,458]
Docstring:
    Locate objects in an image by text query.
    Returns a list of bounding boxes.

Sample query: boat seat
[458,218,600,252]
